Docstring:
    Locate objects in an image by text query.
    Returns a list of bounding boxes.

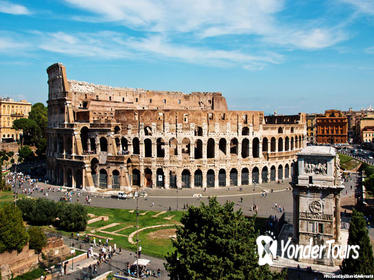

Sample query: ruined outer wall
[46,63,307,191]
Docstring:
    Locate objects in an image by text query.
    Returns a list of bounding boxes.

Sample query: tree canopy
[341,209,374,274]
[165,197,285,280]
[28,226,47,254]
[0,203,29,253]
[12,102,48,156]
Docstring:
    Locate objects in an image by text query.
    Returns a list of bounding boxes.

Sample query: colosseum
[46,63,307,191]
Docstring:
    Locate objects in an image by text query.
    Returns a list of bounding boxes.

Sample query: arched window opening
[219,169,226,187]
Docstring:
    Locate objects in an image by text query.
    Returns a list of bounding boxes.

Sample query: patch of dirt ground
[147,228,176,240]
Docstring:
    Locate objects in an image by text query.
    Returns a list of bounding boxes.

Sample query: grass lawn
[339,153,361,170]
[13,267,45,280]
[65,207,184,258]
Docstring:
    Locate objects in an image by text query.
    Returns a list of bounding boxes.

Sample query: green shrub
[17,198,87,232]
[28,226,47,254]
[0,203,29,253]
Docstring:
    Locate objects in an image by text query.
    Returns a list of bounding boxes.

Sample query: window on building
[96,95,99,100]
[318,223,324,234]
[122,97,125,102]
[308,222,315,233]
[109,96,112,101]
[178,99,181,104]
[163,99,166,104]
[149,99,152,103]
[135,98,138,102]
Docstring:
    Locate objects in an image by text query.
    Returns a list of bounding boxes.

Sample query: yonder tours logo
[256,233,360,266]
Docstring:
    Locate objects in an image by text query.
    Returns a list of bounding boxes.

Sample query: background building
[0,98,31,142]
[46,63,307,191]
[358,114,374,143]
[306,113,323,144]
[316,110,348,144]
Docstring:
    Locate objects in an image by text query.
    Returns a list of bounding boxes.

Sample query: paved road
[18,180,294,218]
[60,236,168,280]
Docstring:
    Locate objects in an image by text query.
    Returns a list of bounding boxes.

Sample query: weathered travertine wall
[0,246,39,280]
[46,63,307,191]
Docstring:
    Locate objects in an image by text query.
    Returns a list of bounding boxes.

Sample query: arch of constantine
[46,63,307,191]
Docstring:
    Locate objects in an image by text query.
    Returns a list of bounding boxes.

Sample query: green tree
[165,198,285,280]
[0,203,29,253]
[13,118,40,145]
[28,103,48,137]
[55,202,88,232]
[28,226,47,254]
[341,210,374,274]
[18,145,35,162]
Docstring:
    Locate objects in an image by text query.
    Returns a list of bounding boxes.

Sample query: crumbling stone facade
[46,63,307,191]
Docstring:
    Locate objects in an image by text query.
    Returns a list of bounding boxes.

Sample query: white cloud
[340,0,374,14]
[264,28,348,50]
[36,31,132,59]
[0,36,28,52]
[365,46,374,54]
[63,0,347,51]
[0,1,30,15]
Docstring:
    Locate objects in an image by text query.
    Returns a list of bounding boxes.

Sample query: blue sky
[0,0,374,114]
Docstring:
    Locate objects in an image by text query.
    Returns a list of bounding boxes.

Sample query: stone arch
[170,171,177,188]
[299,135,302,148]
[194,169,203,187]
[271,137,276,152]
[262,166,268,183]
[285,164,290,179]
[241,168,249,185]
[207,138,215,158]
[194,139,203,159]
[145,168,152,187]
[252,167,259,184]
[207,169,215,187]
[99,169,108,188]
[278,137,283,152]
[112,170,120,189]
[252,137,260,158]
[242,127,250,136]
[195,126,203,136]
[262,137,268,152]
[295,136,299,149]
[182,138,191,157]
[169,138,178,156]
[278,165,283,180]
[242,139,249,158]
[182,169,191,188]
[75,169,82,188]
[157,138,165,158]
[132,169,140,186]
[80,126,89,152]
[144,138,152,157]
[114,126,120,134]
[66,168,73,187]
[270,166,276,181]
[100,137,108,152]
[121,137,128,152]
[219,138,227,156]
[230,168,238,186]
[90,138,96,153]
[230,138,238,155]
[285,136,290,151]
[133,138,140,154]
[291,137,294,150]
[156,168,164,187]
[219,169,226,187]
[144,126,152,136]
